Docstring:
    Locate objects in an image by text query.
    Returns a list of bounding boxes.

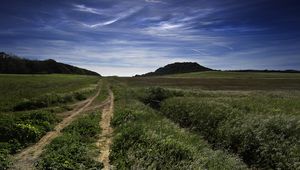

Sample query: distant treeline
[0,52,100,76]
[137,62,212,77]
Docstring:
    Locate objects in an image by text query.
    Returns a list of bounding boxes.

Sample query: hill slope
[138,62,212,77]
[0,52,100,76]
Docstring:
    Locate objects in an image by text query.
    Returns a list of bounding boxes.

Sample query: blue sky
[0,0,299,76]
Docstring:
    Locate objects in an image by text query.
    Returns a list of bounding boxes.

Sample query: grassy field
[1,72,300,169]
[108,72,300,169]
[0,74,100,169]
[118,71,300,90]
[0,74,99,111]
[110,83,248,169]
[166,71,300,79]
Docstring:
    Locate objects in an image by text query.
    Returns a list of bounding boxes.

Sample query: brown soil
[96,89,114,170]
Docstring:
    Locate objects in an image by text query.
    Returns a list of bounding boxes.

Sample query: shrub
[140,87,184,109]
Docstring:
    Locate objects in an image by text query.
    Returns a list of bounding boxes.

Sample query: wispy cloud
[145,0,166,4]
[78,6,143,28]
[81,19,119,28]
[73,4,106,15]
[1,0,299,75]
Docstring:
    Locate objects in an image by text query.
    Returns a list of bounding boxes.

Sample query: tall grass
[109,85,248,169]
[160,97,300,169]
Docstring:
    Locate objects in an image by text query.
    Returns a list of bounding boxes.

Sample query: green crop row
[36,111,103,169]
[109,85,248,169]
[160,97,300,169]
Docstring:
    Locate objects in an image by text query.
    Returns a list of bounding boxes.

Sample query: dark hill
[0,52,100,76]
[138,62,212,77]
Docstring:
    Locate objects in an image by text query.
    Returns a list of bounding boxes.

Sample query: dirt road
[97,90,114,170]
[10,87,101,170]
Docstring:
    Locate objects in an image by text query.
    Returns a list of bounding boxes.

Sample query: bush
[140,87,184,109]
[161,97,300,169]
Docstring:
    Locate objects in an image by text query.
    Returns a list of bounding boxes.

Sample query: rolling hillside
[137,62,212,76]
[0,52,100,75]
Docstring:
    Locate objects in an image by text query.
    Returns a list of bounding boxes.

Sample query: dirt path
[10,87,101,170]
[97,89,114,170]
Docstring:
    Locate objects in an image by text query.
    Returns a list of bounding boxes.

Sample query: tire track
[10,87,101,170]
[97,89,114,170]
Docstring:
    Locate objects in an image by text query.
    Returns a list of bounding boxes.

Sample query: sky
[0,0,300,76]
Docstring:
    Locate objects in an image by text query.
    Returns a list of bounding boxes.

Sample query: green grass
[0,74,100,169]
[166,71,300,79]
[91,80,109,106]
[117,71,300,90]
[118,77,300,90]
[0,110,60,169]
[0,74,99,111]
[157,91,300,169]
[109,84,248,169]
[36,111,103,169]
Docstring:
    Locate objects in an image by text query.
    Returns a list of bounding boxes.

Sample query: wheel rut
[10,87,101,170]
[96,89,114,170]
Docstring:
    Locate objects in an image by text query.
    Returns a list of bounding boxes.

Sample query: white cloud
[81,19,119,28]
[73,4,106,15]
[145,0,166,4]
[79,6,143,28]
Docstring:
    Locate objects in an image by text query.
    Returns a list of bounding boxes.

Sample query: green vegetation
[109,84,247,169]
[0,110,59,169]
[0,74,100,169]
[118,76,300,90]
[91,80,110,106]
[167,71,300,79]
[14,85,96,111]
[36,111,103,169]
[1,71,299,169]
[157,92,300,169]
[0,74,99,111]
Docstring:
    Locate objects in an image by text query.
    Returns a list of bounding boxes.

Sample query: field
[0,74,99,111]
[1,72,300,169]
[166,71,300,79]
[112,72,300,169]
[0,74,101,169]
[120,71,300,90]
